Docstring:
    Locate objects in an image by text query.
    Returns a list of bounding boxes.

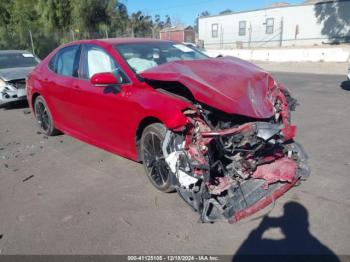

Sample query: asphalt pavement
[0,72,349,257]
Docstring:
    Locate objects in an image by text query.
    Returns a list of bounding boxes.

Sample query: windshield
[115,42,208,74]
[0,53,39,69]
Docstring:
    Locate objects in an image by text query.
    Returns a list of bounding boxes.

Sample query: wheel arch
[135,116,163,162]
[31,92,41,110]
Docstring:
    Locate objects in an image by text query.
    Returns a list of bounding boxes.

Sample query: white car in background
[0,50,40,106]
[348,59,350,80]
[182,42,223,58]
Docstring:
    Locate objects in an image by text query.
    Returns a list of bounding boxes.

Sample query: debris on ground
[22,175,34,182]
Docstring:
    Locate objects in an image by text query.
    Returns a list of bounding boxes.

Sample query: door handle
[73,85,79,89]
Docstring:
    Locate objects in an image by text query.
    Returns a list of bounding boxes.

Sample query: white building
[198,0,350,49]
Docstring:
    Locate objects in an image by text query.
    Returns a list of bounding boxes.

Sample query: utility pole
[248,22,252,48]
[279,17,284,47]
[105,29,108,38]
[71,29,75,41]
[28,30,35,55]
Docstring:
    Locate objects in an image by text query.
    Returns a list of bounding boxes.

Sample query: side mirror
[90,72,120,86]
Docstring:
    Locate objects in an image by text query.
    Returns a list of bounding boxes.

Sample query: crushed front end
[162,85,309,223]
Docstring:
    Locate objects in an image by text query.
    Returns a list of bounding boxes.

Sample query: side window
[48,54,57,72]
[212,24,218,38]
[81,45,129,83]
[266,18,274,34]
[239,21,246,36]
[56,45,80,77]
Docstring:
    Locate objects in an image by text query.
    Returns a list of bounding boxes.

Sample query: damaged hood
[0,67,34,81]
[140,57,276,118]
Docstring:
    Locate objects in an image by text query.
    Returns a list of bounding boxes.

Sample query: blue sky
[122,0,304,25]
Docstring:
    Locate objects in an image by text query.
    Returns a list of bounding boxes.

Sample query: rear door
[45,45,82,130]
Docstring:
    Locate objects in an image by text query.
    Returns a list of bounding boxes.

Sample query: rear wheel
[34,96,59,136]
[141,123,174,192]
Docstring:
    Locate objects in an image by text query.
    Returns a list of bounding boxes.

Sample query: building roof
[198,0,343,20]
[160,26,193,32]
[266,2,290,8]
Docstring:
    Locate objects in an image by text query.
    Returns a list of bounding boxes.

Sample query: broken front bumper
[178,160,308,224]
[167,118,310,223]
[0,84,27,105]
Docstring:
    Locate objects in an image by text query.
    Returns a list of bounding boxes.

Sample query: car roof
[68,38,174,46]
[0,50,32,54]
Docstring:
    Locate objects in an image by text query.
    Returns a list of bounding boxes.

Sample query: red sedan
[27,38,309,223]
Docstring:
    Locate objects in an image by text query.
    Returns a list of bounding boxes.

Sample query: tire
[34,96,60,136]
[141,123,174,193]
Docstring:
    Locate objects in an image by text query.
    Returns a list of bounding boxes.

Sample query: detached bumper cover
[229,178,298,223]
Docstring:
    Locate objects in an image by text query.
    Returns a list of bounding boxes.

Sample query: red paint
[90,72,120,85]
[252,157,297,189]
[201,122,253,137]
[229,178,298,223]
[140,56,276,118]
[27,39,191,161]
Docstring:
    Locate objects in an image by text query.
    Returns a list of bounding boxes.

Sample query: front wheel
[141,123,174,192]
[34,96,60,136]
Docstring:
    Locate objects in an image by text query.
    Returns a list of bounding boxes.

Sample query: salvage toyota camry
[27,39,309,223]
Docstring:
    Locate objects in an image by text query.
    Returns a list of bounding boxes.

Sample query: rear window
[0,53,39,69]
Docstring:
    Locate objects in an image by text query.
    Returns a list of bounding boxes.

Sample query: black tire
[34,96,60,136]
[141,123,174,193]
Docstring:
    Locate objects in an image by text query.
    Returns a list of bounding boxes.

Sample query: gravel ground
[0,72,349,257]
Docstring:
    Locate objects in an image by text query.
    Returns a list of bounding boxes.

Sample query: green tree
[129,11,152,37]
[0,0,174,57]
[8,0,39,50]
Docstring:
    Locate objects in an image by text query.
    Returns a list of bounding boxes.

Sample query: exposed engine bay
[161,85,309,223]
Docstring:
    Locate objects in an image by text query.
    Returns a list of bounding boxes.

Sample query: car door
[45,45,82,131]
[67,44,133,153]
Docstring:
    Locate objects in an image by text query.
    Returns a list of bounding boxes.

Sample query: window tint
[48,54,57,72]
[266,18,274,34]
[81,45,129,83]
[56,45,80,77]
[239,21,246,36]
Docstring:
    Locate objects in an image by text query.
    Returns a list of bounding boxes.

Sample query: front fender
[132,87,192,130]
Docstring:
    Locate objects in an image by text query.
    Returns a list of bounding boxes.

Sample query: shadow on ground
[232,202,339,262]
[341,80,350,91]
[0,100,28,110]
